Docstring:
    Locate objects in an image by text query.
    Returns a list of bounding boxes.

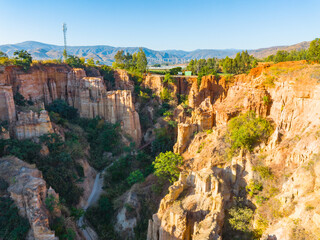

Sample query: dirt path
[77,163,113,240]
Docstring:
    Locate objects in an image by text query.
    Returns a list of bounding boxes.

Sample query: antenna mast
[63,23,67,61]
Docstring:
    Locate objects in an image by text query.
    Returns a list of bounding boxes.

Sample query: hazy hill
[248,41,311,59]
[0,40,311,65]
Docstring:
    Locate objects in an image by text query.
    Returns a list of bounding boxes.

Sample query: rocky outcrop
[148,170,226,240]
[15,110,54,139]
[189,75,227,109]
[150,62,320,240]
[0,66,142,146]
[143,75,164,96]
[0,85,16,123]
[114,69,135,91]
[173,123,197,154]
[0,156,58,240]
[115,191,141,238]
[143,74,196,99]
[66,71,141,145]
[0,65,71,104]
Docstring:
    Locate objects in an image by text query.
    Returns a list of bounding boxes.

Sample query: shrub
[168,120,177,128]
[13,91,29,106]
[169,67,182,75]
[156,102,171,117]
[100,65,115,86]
[153,151,183,183]
[227,111,272,157]
[160,87,172,102]
[108,155,131,182]
[50,217,76,240]
[163,110,173,117]
[151,128,174,155]
[127,170,144,185]
[246,180,263,197]
[228,206,254,232]
[206,129,213,134]
[197,142,205,153]
[139,90,150,103]
[263,76,275,88]
[163,73,176,84]
[76,118,122,170]
[263,95,271,105]
[70,207,85,221]
[66,55,85,68]
[178,94,188,104]
[13,50,32,71]
[0,196,30,240]
[252,165,273,180]
[0,138,41,163]
[45,194,58,212]
[46,99,79,120]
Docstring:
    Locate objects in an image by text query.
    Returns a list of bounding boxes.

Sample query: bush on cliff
[46,99,79,120]
[153,151,183,183]
[66,55,85,68]
[0,138,41,161]
[75,117,122,170]
[99,65,115,87]
[0,196,30,240]
[228,206,254,232]
[13,50,32,72]
[226,111,272,158]
[127,170,144,185]
[151,127,175,156]
[0,134,84,206]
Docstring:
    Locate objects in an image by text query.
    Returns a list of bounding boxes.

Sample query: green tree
[86,57,95,66]
[274,50,289,63]
[152,151,183,183]
[99,65,115,86]
[136,48,148,73]
[113,50,125,68]
[227,111,272,156]
[308,38,320,62]
[46,99,79,120]
[163,73,175,84]
[0,197,30,240]
[170,67,182,75]
[13,50,32,71]
[127,170,144,185]
[228,206,254,232]
[66,55,84,68]
[223,56,233,73]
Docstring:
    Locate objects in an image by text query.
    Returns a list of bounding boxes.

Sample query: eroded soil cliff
[147,61,320,240]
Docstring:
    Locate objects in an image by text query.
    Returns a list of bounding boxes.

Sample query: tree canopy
[113,48,148,73]
[152,151,183,183]
[222,51,257,74]
[13,50,32,71]
[66,55,85,68]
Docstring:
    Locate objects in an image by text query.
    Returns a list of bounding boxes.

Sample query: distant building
[178,72,183,75]
[185,71,192,76]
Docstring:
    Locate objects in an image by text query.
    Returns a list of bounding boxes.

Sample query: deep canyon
[1,60,320,240]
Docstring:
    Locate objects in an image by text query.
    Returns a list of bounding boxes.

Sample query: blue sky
[1,0,320,50]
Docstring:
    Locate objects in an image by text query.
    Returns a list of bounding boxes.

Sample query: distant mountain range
[0,41,311,65]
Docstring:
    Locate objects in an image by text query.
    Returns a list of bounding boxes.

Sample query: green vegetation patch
[153,151,183,183]
[226,111,273,158]
[0,196,30,240]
